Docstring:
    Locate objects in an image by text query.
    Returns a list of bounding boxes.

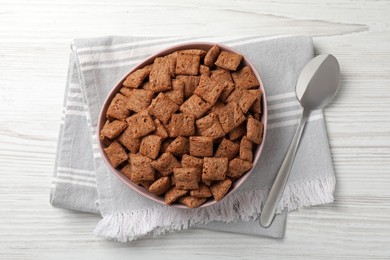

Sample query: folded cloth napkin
[50,35,335,242]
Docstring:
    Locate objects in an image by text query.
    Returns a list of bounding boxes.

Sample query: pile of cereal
[100,44,264,208]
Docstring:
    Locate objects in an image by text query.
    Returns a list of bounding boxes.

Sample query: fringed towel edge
[94,176,335,242]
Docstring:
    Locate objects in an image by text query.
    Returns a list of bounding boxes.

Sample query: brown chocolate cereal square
[232,66,260,89]
[130,153,155,181]
[148,93,179,124]
[216,102,246,133]
[194,75,226,105]
[190,184,212,198]
[228,123,246,140]
[202,157,228,181]
[176,75,200,98]
[240,136,253,162]
[174,167,201,190]
[214,51,242,71]
[106,93,130,120]
[148,176,171,195]
[165,53,177,77]
[125,110,156,138]
[204,44,221,67]
[175,54,200,75]
[168,113,195,137]
[153,118,169,139]
[195,113,225,139]
[189,136,213,157]
[104,141,128,168]
[151,152,181,176]
[122,66,151,88]
[139,134,162,160]
[101,120,127,139]
[215,138,240,160]
[177,49,207,57]
[178,195,207,208]
[117,128,141,153]
[179,94,211,119]
[149,56,172,92]
[210,69,235,102]
[226,87,257,114]
[210,178,232,201]
[181,154,204,169]
[165,79,184,105]
[125,89,154,113]
[239,89,258,114]
[227,158,253,178]
[165,187,188,205]
[199,65,211,76]
[166,136,189,156]
[247,118,264,144]
[249,89,262,113]
[180,154,202,180]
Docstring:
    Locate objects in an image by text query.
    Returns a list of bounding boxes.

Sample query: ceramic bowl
[98,42,268,208]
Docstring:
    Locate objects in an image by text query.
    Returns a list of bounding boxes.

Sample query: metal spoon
[259,54,340,228]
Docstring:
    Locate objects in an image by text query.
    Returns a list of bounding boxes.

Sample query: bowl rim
[98,41,268,209]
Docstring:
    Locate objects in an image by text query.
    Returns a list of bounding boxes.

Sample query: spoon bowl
[296,54,340,110]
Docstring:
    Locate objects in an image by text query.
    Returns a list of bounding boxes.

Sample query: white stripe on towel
[57,167,95,175]
[56,172,96,183]
[268,109,302,120]
[53,178,97,188]
[268,101,300,111]
[268,113,323,129]
[267,92,296,102]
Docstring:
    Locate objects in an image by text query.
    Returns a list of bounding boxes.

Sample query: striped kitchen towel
[50,35,335,242]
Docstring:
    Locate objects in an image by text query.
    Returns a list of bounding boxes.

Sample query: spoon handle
[260,108,311,228]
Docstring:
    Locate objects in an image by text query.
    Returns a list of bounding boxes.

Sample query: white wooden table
[1,0,389,259]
